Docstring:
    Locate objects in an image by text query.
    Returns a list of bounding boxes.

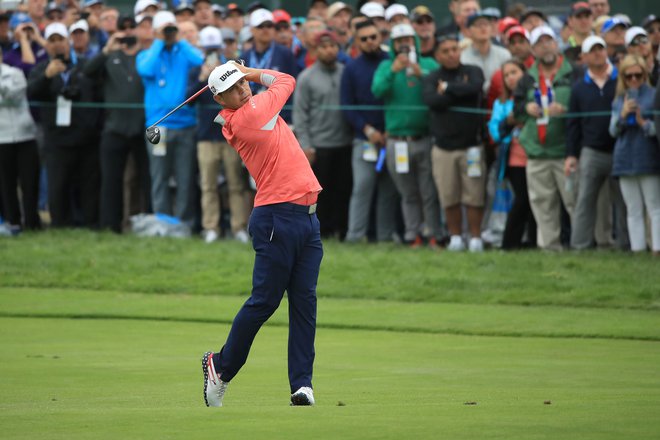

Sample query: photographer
[84,15,150,233]
[27,22,102,228]
[3,13,48,76]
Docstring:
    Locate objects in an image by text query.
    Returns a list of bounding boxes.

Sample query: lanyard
[249,42,274,70]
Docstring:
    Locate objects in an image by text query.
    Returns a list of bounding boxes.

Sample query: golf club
[146,84,209,144]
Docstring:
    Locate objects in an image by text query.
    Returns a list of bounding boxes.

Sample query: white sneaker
[447,235,465,251]
[469,237,484,252]
[234,229,249,243]
[290,386,315,406]
[203,229,219,244]
[202,351,228,407]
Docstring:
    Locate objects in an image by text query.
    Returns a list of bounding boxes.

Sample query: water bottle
[626,88,639,126]
[406,47,417,76]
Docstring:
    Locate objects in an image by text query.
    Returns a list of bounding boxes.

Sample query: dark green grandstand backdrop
[108,0,654,28]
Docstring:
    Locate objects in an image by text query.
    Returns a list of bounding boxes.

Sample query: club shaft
[148,85,209,129]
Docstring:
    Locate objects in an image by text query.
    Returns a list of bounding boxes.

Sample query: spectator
[359,2,388,41]
[193,0,214,29]
[294,31,353,239]
[436,0,462,37]
[135,14,154,49]
[0,47,41,230]
[190,26,251,243]
[455,0,480,40]
[520,8,547,32]
[385,4,410,27]
[513,26,575,250]
[489,59,536,249]
[26,0,46,32]
[461,11,511,95]
[27,22,102,228]
[410,5,436,58]
[223,3,245,34]
[134,0,160,18]
[601,17,629,63]
[609,54,660,254]
[178,20,199,47]
[174,3,195,24]
[295,16,326,71]
[625,27,657,86]
[372,23,441,247]
[45,2,65,25]
[4,13,48,76]
[136,11,204,227]
[81,0,108,57]
[0,13,10,53]
[272,9,294,49]
[69,19,97,59]
[99,7,119,35]
[642,15,660,55]
[589,0,610,19]
[423,34,486,252]
[341,19,399,243]
[326,2,352,51]
[211,4,225,28]
[565,36,628,250]
[497,16,520,44]
[566,2,594,49]
[84,16,150,233]
[487,26,533,112]
[308,0,329,20]
[220,27,239,59]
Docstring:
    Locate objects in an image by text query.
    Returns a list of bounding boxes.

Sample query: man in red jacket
[201,61,322,408]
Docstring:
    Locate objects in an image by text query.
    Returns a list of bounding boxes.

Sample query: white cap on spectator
[360,2,385,19]
[45,22,68,39]
[239,26,253,44]
[625,26,648,47]
[389,23,415,40]
[134,0,159,17]
[529,25,556,45]
[135,14,152,25]
[249,8,274,28]
[385,4,409,22]
[581,35,606,53]
[199,26,223,49]
[152,10,177,30]
[208,62,247,95]
[69,19,89,33]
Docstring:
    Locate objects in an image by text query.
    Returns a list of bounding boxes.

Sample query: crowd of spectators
[1,0,659,254]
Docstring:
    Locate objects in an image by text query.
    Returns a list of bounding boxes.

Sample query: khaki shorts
[431,146,486,207]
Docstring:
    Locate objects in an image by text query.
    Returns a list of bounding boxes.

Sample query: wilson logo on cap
[220,69,238,82]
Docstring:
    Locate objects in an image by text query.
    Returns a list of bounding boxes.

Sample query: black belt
[281,202,317,215]
[390,135,425,141]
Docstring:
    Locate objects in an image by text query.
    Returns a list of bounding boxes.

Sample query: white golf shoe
[290,387,315,406]
[469,237,484,252]
[202,229,219,244]
[447,235,465,251]
[202,351,228,407]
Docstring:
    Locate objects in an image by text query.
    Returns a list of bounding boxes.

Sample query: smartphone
[206,51,219,67]
[80,11,90,20]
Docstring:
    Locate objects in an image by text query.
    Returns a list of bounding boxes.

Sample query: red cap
[506,25,529,41]
[498,16,519,35]
[570,2,591,17]
[272,9,291,24]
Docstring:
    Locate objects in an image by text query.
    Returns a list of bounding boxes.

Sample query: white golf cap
[239,26,253,44]
[199,26,223,49]
[134,0,159,16]
[208,62,247,95]
[326,2,352,19]
[390,23,415,40]
[360,2,385,19]
[529,25,556,46]
[153,10,177,30]
[45,22,68,39]
[135,14,152,25]
[581,35,606,53]
[69,19,89,33]
[385,4,408,22]
[249,8,274,28]
[625,26,648,47]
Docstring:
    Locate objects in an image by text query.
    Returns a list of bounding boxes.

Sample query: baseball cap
[175,2,194,14]
[625,26,648,47]
[520,8,547,24]
[601,17,629,34]
[250,8,274,28]
[199,26,223,49]
[152,11,177,30]
[641,14,660,30]
[69,19,89,33]
[208,62,248,95]
[385,4,408,22]
[134,0,159,16]
[239,26,253,44]
[225,3,245,16]
[272,9,291,24]
[581,35,606,53]
[9,12,32,30]
[529,25,556,45]
[506,25,529,41]
[135,14,152,25]
[45,22,69,39]
[390,23,415,40]
[46,2,64,16]
[498,17,519,35]
[247,1,267,14]
[569,2,591,17]
[220,27,237,41]
[410,5,433,22]
[83,0,103,7]
[467,12,491,28]
[360,2,385,19]
[482,7,501,19]
[327,2,352,19]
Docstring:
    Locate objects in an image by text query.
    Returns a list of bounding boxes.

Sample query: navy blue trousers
[217,203,323,392]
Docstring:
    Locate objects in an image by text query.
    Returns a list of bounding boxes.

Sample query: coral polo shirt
[215,70,321,207]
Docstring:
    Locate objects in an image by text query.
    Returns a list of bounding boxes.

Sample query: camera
[118,36,137,47]
[163,26,178,37]
[396,44,410,55]
[80,11,90,20]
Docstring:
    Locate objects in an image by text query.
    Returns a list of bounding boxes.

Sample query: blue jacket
[566,68,618,157]
[340,50,388,140]
[609,84,660,176]
[488,98,513,146]
[137,39,204,128]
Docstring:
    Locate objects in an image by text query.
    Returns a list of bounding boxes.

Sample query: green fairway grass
[1,230,659,439]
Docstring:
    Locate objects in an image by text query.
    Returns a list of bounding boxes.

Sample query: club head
[146,126,160,144]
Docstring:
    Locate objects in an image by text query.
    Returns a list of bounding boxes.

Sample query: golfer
[202,60,323,407]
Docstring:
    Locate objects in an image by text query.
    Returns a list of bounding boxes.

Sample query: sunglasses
[359,33,378,42]
[624,72,644,81]
[275,23,290,31]
[646,26,660,34]
[415,17,433,25]
[630,36,649,46]
[257,22,274,29]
